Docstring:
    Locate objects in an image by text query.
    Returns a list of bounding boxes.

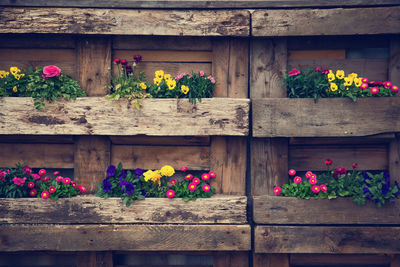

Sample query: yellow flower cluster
[153,70,176,89]
[328,70,362,92]
[181,85,189,95]
[143,165,175,185]
[1,67,25,80]
[139,82,147,90]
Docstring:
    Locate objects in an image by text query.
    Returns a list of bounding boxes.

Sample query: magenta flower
[360,83,369,90]
[320,184,327,192]
[56,176,63,182]
[32,174,40,180]
[188,183,197,191]
[208,171,216,178]
[384,81,392,89]
[44,176,50,182]
[53,171,60,176]
[352,163,358,169]
[370,87,379,95]
[325,158,333,165]
[392,85,399,94]
[333,167,347,179]
[71,181,77,188]
[192,177,201,185]
[200,71,205,76]
[43,65,61,78]
[29,189,37,197]
[38,169,46,176]
[41,190,49,199]
[288,169,296,176]
[305,171,313,178]
[49,186,56,193]
[180,166,188,172]
[28,182,35,188]
[166,189,175,198]
[202,184,211,192]
[312,185,320,193]
[184,174,193,181]
[321,69,329,74]
[169,178,177,185]
[315,66,321,71]
[293,176,302,184]
[113,58,121,64]
[288,68,301,76]
[63,177,71,185]
[78,185,86,193]
[274,186,282,196]
[309,177,318,185]
[201,173,210,181]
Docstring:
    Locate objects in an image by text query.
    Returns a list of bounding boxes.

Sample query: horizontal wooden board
[110,136,210,146]
[253,195,400,225]
[113,50,212,63]
[113,36,212,50]
[0,8,250,36]
[0,135,74,143]
[252,6,400,36]
[289,134,395,145]
[289,144,388,171]
[288,50,346,60]
[0,143,73,168]
[289,58,388,82]
[0,48,75,61]
[255,225,400,253]
[0,97,249,136]
[0,34,76,48]
[0,224,251,251]
[290,254,391,266]
[0,195,247,224]
[1,0,398,8]
[112,145,210,170]
[253,98,400,137]
[287,36,389,50]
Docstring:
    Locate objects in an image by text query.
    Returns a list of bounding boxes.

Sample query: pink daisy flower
[192,177,201,185]
[202,184,211,192]
[312,185,320,193]
[188,183,197,191]
[384,81,392,89]
[288,169,296,176]
[305,171,313,178]
[41,190,49,199]
[370,86,379,95]
[360,83,369,90]
[29,189,37,197]
[208,171,216,178]
[274,186,282,195]
[169,178,177,185]
[49,186,56,193]
[184,174,193,181]
[28,182,35,188]
[309,177,318,185]
[391,85,399,94]
[78,185,86,193]
[320,184,328,192]
[71,181,77,188]
[201,173,210,181]
[293,176,302,184]
[166,189,175,198]
[44,176,50,182]
[53,171,60,176]
[38,169,46,176]
[63,177,71,185]
[180,166,188,172]
[56,176,63,182]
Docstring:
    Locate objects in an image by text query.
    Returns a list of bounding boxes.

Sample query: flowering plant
[106,56,150,109]
[285,67,399,102]
[274,159,400,207]
[0,163,86,199]
[0,66,86,110]
[96,163,216,207]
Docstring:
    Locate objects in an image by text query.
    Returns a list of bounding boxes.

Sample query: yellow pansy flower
[167,79,176,90]
[336,70,345,79]
[327,72,335,82]
[10,67,20,75]
[354,77,362,87]
[181,85,189,94]
[164,74,171,81]
[330,83,338,92]
[12,86,17,93]
[139,82,147,90]
[348,73,358,79]
[153,77,162,86]
[0,70,7,79]
[344,76,353,86]
[155,70,164,80]
[160,165,175,177]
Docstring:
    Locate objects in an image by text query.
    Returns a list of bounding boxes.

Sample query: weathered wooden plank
[74,136,111,194]
[213,252,249,267]
[253,6,400,36]
[290,144,388,171]
[227,38,249,98]
[0,224,251,251]
[253,195,400,225]
[289,58,388,82]
[251,138,288,196]
[250,38,287,98]
[0,195,247,224]
[253,98,400,137]
[113,36,212,51]
[290,135,395,145]
[112,145,210,170]
[1,0,398,8]
[390,36,400,92]
[291,254,390,266]
[77,252,113,267]
[0,8,250,36]
[0,34,76,48]
[392,255,400,267]
[0,48,75,61]
[253,254,289,267]
[390,135,400,185]
[288,49,346,60]
[0,135,74,143]
[0,98,249,136]
[110,136,210,146]
[0,143,73,168]
[113,50,212,63]
[255,226,400,253]
[77,37,111,96]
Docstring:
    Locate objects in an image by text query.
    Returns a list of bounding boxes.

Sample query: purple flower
[374,198,379,203]
[103,180,112,193]
[120,180,128,191]
[384,171,390,183]
[141,189,147,197]
[125,183,135,195]
[135,168,144,178]
[118,170,127,180]
[133,55,142,64]
[366,194,372,200]
[382,183,390,195]
[363,187,370,194]
[125,65,133,74]
[107,165,116,177]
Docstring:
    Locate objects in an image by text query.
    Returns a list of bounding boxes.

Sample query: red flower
[288,68,301,76]
[333,167,347,179]
[321,69,329,74]
[180,166,188,172]
[133,55,142,64]
[120,59,127,65]
[325,158,333,165]
[315,66,321,71]
[113,58,121,64]
[28,182,35,188]
[352,163,358,169]
[29,189,37,197]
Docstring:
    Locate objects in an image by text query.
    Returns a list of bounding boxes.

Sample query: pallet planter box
[0,195,250,252]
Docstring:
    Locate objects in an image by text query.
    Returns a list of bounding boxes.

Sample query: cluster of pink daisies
[274,169,328,195]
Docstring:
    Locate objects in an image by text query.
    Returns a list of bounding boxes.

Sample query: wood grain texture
[390,36,400,90]
[250,38,287,98]
[252,6,400,36]
[291,254,390,266]
[1,0,398,8]
[392,255,400,267]
[390,135,400,184]
[0,224,251,251]
[0,34,76,48]
[0,97,249,136]
[0,135,74,144]
[110,136,210,146]
[211,38,230,97]
[290,135,395,145]
[0,143,73,168]
[0,8,250,36]
[253,254,289,267]
[251,138,288,196]
[74,136,111,194]
[288,49,346,60]
[213,252,249,267]
[0,195,247,224]
[113,50,212,63]
[289,144,388,171]
[113,36,212,50]
[112,145,210,170]
[253,98,400,137]
[77,37,111,96]
[255,226,400,253]
[253,195,400,225]
[77,252,113,267]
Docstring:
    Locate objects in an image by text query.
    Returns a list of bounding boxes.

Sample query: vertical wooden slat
[389,36,400,86]
[96,251,113,267]
[250,38,287,98]
[76,37,111,96]
[211,38,248,195]
[391,255,400,267]
[253,253,289,267]
[389,135,400,184]
[214,252,249,267]
[77,252,113,267]
[74,136,111,194]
